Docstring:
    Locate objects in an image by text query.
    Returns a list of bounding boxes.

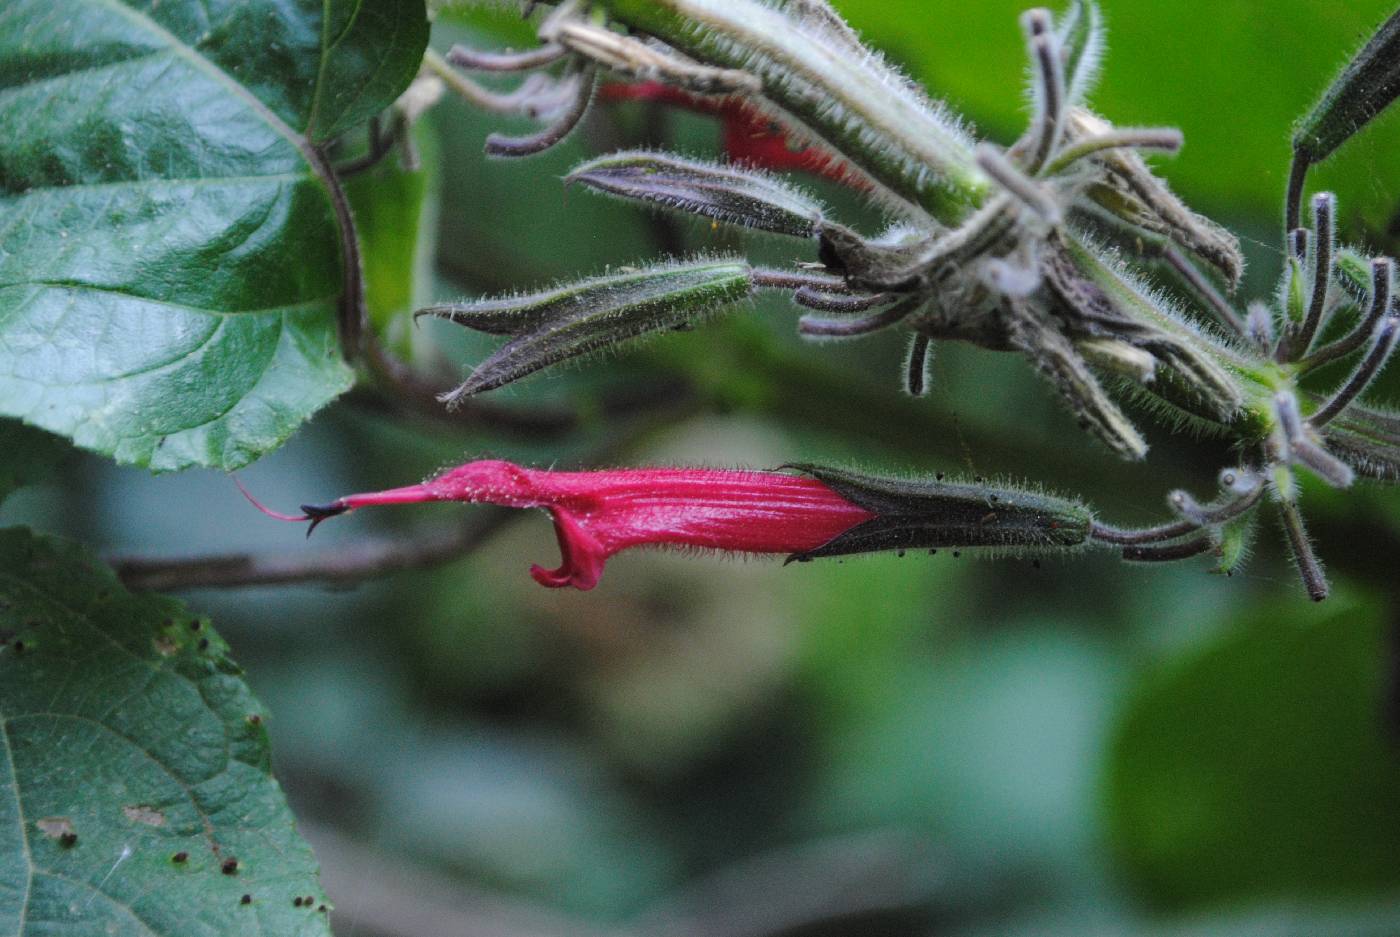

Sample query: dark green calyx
[1294,10,1400,165]
[784,464,1093,560]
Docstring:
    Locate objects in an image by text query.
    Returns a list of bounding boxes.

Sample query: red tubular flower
[293,460,874,590]
[246,461,1093,590]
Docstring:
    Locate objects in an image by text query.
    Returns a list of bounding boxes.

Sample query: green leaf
[1330,404,1400,481]
[0,0,429,471]
[0,527,331,936]
[1105,598,1400,907]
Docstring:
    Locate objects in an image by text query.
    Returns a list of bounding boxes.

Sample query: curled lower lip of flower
[246,460,1093,591]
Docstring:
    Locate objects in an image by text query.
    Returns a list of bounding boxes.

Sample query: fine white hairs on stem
[1278,499,1329,602]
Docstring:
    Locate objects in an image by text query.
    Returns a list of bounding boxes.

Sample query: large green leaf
[0,0,429,471]
[0,527,331,936]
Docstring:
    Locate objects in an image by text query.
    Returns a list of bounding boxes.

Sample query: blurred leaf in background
[1107,593,1400,908]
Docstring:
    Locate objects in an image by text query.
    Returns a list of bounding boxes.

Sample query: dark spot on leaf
[59,832,77,848]
[318,905,328,913]
[190,619,202,632]
[172,851,189,864]
[294,897,304,907]
[198,638,210,651]
[953,551,962,558]
[124,804,166,827]
[222,857,239,875]
[247,714,262,726]
[240,894,252,905]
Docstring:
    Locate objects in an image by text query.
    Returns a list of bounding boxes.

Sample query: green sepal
[784,464,1093,560]
[566,151,825,238]
[1056,0,1105,106]
[1212,513,1256,576]
[1335,248,1374,302]
[1293,10,1400,165]
[424,259,753,399]
[1286,255,1308,326]
[1328,404,1400,482]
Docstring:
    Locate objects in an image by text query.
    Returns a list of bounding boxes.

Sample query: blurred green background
[6,1,1400,934]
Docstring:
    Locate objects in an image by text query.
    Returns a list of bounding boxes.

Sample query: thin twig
[309,143,366,357]
[112,508,518,592]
